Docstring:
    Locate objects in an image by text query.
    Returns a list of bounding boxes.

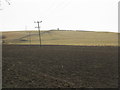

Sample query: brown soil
[2,45,118,88]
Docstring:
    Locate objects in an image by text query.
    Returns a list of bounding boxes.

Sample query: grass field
[2,30,119,46]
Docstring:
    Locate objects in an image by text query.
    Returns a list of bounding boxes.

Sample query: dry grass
[2,30,119,46]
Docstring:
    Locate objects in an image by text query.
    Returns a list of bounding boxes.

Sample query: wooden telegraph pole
[28,31,31,46]
[34,21,42,46]
[25,26,31,46]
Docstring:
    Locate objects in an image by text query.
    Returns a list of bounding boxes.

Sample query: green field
[2,30,119,46]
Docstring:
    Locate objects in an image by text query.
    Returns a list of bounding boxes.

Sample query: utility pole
[25,26,31,46]
[34,21,42,46]
[28,31,31,46]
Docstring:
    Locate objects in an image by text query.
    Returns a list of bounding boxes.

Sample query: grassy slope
[2,30,119,46]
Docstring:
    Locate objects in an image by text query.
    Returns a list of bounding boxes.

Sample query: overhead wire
[5,0,10,5]
[39,0,71,20]
[35,0,72,31]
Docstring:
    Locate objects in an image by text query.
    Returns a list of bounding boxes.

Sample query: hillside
[2,30,119,46]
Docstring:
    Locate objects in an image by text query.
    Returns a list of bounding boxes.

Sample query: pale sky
[0,0,119,32]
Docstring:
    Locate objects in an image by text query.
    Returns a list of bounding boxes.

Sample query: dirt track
[2,45,118,88]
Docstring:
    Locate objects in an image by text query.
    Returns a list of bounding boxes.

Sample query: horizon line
[0,29,118,33]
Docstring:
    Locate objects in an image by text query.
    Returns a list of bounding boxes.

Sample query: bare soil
[2,45,118,88]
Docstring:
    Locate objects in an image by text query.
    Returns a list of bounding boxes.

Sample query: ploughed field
[2,45,118,88]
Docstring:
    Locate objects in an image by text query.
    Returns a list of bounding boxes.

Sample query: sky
[0,0,119,32]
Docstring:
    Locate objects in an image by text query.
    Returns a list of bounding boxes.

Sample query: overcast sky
[0,0,119,32]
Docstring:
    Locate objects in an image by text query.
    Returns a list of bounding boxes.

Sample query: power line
[5,0,10,5]
[0,0,11,10]
[34,21,42,47]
